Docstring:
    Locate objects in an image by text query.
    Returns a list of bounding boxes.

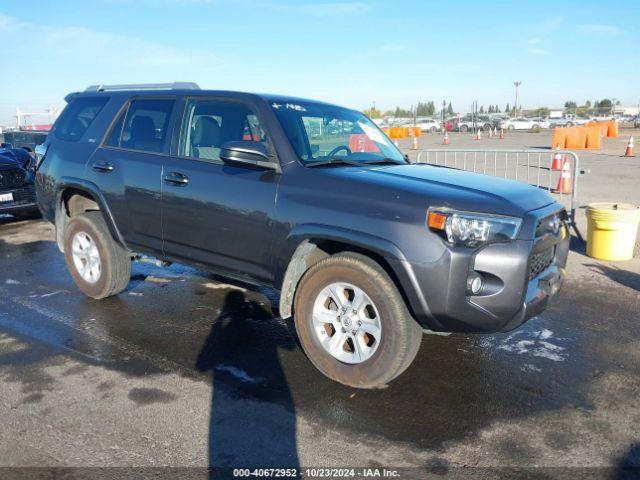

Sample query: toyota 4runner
[36,83,569,388]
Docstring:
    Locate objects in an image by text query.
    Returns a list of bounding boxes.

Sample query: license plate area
[0,192,14,202]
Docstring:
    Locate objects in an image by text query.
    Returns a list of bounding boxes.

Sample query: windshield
[270,100,406,165]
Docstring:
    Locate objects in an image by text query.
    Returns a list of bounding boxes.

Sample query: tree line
[364,98,620,119]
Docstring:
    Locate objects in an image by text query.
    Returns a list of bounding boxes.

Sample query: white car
[413,118,442,133]
[530,117,551,128]
[499,117,545,130]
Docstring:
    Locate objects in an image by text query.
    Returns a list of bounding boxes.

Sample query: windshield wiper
[306,157,405,168]
[305,157,368,168]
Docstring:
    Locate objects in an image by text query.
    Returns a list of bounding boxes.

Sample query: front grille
[0,169,26,189]
[529,247,555,280]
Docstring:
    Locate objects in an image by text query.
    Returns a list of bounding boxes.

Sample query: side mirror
[219,141,276,170]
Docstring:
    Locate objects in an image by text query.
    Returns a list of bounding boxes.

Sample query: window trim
[98,95,177,155]
[174,96,280,171]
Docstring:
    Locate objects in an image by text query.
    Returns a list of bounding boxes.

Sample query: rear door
[161,97,280,283]
[88,97,177,255]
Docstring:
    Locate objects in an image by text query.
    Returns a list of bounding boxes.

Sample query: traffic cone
[475,129,482,140]
[555,159,572,194]
[551,147,562,170]
[443,131,450,145]
[488,127,493,137]
[624,136,635,157]
[499,128,504,139]
[412,136,418,150]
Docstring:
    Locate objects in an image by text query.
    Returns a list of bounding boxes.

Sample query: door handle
[91,161,114,172]
[163,172,189,186]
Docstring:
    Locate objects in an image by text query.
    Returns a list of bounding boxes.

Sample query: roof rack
[84,82,200,92]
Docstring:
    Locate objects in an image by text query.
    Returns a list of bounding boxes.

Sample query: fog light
[466,272,484,295]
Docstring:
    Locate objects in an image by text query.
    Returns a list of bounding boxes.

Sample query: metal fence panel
[414,149,583,238]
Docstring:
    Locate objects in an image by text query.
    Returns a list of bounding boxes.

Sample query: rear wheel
[63,211,131,299]
[508,125,515,131]
[460,125,469,133]
[293,252,422,388]
[429,126,437,133]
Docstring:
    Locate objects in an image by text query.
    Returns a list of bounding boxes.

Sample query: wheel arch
[277,225,431,325]
[55,177,127,253]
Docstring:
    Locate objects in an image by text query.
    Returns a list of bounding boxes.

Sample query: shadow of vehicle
[612,442,640,480]
[195,290,299,474]
[586,263,640,291]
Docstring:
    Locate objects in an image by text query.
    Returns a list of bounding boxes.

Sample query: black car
[0,146,39,217]
[35,83,569,388]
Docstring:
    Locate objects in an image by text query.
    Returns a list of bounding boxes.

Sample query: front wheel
[63,211,131,299]
[429,126,437,133]
[293,252,422,388]
[508,125,515,131]
[460,125,469,133]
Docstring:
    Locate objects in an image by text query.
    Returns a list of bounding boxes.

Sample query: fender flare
[277,223,432,323]
[55,177,128,251]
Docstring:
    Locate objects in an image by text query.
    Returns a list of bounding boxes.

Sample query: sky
[0,0,638,125]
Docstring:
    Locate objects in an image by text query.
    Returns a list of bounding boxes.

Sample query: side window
[53,96,109,141]
[120,99,175,153]
[180,99,269,161]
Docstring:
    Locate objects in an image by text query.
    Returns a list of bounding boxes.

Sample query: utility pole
[513,81,521,117]
[442,100,446,132]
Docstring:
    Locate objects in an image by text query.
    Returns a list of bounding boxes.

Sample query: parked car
[635,115,640,128]
[548,117,575,128]
[498,117,544,130]
[36,83,569,388]
[456,115,493,132]
[549,115,591,128]
[413,118,441,133]
[529,117,551,129]
[0,146,40,218]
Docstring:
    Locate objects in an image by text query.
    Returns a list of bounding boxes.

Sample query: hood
[0,148,31,170]
[319,163,555,216]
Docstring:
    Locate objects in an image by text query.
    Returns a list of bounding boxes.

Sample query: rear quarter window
[53,96,109,141]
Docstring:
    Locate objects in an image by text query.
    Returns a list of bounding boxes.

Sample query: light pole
[513,81,521,117]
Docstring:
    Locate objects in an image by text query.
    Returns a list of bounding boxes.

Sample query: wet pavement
[1,216,640,477]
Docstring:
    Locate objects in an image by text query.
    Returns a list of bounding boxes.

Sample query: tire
[460,125,468,133]
[63,211,131,299]
[566,122,574,127]
[508,125,515,131]
[483,123,492,131]
[429,126,437,133]
[531,124,539,130]
[293,252,422,389]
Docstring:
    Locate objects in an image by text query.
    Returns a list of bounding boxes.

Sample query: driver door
[161,97,280,283]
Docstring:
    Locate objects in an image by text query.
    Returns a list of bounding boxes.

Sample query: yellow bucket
[586,203,640,261]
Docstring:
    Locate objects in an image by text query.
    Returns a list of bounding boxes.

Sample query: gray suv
[35,83,569,388]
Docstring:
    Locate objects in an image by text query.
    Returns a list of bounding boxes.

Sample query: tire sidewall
[63,214,113,299]
[294,259,409,388]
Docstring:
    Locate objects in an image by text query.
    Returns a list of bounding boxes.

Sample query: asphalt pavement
[1,132,640,478]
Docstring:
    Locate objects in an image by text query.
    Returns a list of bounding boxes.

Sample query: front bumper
[0,184,38,213]
[405,209,570,333]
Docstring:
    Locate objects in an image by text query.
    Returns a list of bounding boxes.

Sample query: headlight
[427,209,522,247]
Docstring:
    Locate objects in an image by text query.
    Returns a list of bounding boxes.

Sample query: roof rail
[84,82,200,92]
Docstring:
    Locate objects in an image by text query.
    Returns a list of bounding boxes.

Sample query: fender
[277,223,433,324]
[55,176,128,251]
